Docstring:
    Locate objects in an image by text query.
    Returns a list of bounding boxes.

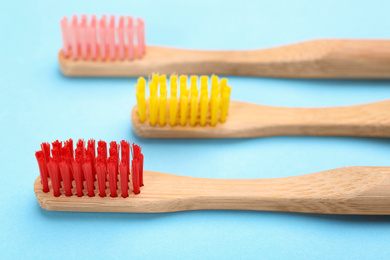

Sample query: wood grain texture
[34,167,390,214]
[59,39,390,78]
[131,99,390,139]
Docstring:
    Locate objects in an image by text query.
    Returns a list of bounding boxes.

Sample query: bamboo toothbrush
[59,14,390,78]
[34,140,390,215]
[132,74,390,139]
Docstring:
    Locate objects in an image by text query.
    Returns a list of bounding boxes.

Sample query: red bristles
[96,142,107,197]
[83,157,95,197]
[35,139,143,198]
[64,139,74,159]
[59,159,72,196]
[96,159,107,197]
[72,159,84,197]
[35,151,49,192]
[41,142,51,163]
[87,139,96,180]
[97,140,107,165]
[131,143,144,194]
[121,140,130,170]
[119,161,129,198]
[60,14,145,60]
[131,159,140,195]
[47,159,61,197]
[107,156,117,197]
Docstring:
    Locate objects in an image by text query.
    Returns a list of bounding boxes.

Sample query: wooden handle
[59,39,390,78]
[34,166,390,214]
[131,99,390,138]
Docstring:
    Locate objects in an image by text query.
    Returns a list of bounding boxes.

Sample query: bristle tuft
[135,75,231,127]
[35,140,143,198]
[60,14,145,61]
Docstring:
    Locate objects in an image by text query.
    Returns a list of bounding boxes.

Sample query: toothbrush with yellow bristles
[131,75,390,139]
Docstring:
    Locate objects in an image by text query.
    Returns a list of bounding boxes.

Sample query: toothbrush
[132,74,390,139]
[34,140,390,214]
[59,15,390,78]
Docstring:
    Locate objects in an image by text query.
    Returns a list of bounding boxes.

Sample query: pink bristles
[108,15,116,60]
[80,15,88,59]
[60,17,70,57]
[35,151,49,192]
[99,15,107,60]
[47,158,61,197]
[88,15,98,59]
[136,18,145,57]
[61,15,145,60]
[70,15,79,60]
[126,16,134,60]
[117,16,125,60]
[36,140,143,197]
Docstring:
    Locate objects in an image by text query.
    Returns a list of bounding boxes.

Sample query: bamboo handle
[131,100,390,138]
[34,167,390,214]
[59,39,390,78]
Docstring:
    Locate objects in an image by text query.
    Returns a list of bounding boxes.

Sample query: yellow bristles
[199,76,209,126]
[199,95,208,126]
[180,95,188,126]
[179,75,188,96]
[210,93,219,126]
[170,75,178,94]
[220,87,231,123]
[220,78,227,97]
[149,80,157,97]
[152,74,159,86]
[169,75,178,126]
[149,95,158,126]
[136,77,147,122]
[135,74,232,127]
[190,88,199,126]
[158,76,167,126]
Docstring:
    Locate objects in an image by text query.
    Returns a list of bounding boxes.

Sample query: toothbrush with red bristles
[35,139,390,215]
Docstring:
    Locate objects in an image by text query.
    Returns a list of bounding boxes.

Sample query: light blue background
[1,0,390,259]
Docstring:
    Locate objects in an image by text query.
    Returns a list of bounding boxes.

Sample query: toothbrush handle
[245,99,390,138]
[59,39,390,78]
[35,167,390,214]
[131,100,390,139]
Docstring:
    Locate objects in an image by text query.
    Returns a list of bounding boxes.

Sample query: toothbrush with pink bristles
[58,14,390,78]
